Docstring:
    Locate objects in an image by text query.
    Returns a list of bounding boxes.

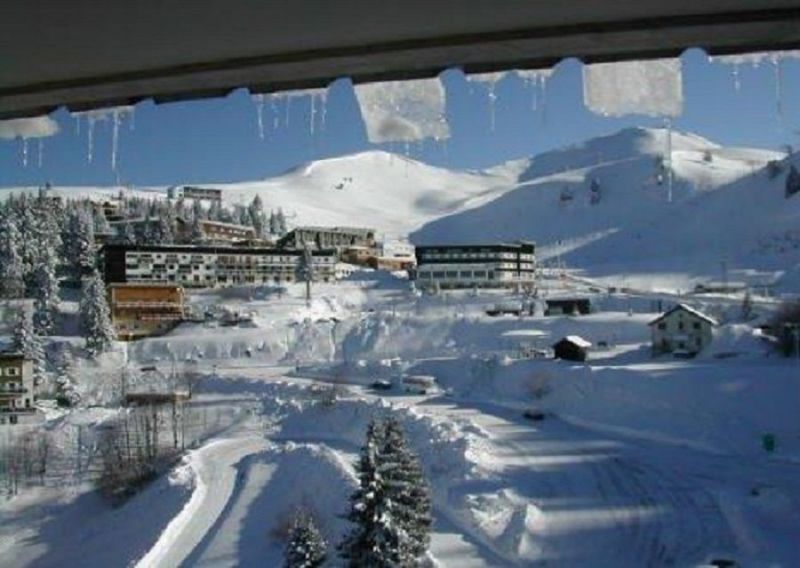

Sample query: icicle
[270,96,279,130]
[309,93,316,136]
[732,64,741,92]
[515,69,554,112]
[75,114,81,135]
[37,139,44,168]
[252,94,266,139]
[21,138,28,168]
[129,110,136,131]
[111,109,121,171]
[773,57,785,126]
[285,95,291,128]
[467,72,508,132]
[664,118,673,203]
[354,78,449,144]
[87,115,96,164]
[319,91,328,132]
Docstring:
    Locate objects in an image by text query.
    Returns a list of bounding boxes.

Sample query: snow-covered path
[135,436,268,568]
[402,397,800,566]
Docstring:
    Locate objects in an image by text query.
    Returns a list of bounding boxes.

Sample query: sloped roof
[648,303,719,326]
[3,2,800,119]
[555,335,592,348]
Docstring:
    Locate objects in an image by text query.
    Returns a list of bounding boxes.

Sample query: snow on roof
[648,303,718,326]
[502,329,549,338]
[560,335,592,348]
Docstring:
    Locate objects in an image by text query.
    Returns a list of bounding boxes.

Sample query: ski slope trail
[135,436,268,568]
[410,399,739,567]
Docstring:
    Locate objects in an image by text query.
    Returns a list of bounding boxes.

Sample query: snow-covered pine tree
[340,418,398,566]
[119,220,137,245]
[284,512,328,568]
[93,207,112,235]
[190,215,205,243]
[33,245,61,335]
[11,309,46,387]
[80,269,116,357]
[380,417,432,564]
[248,195,266,238]
[276,208,288,234]
[0,212,26,298]
[269,210,279,235]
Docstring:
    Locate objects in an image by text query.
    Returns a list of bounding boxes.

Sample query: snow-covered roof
[648,303,718,327]
[558,335,592,348]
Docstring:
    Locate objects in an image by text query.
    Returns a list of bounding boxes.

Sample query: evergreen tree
[248,195,266,238]
[33,245,60,335]
[340,418,432,567]
[340,419,395,566]
[11,309,46,386]
[269,210,279,235]
[93,207,112,235]
[276,208,287,234]
[0,213,26,298]
[80,269,116,357]
[119,220,137,245]
[381,418,432,564]
[285,512,328,568]
[785,165,800,198]
[190,215,205,243]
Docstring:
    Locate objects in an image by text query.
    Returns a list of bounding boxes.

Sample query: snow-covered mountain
[413,127,799,284]
[216,150,516,239]
[5,127,800,286]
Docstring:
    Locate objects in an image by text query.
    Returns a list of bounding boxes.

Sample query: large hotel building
[414,242,535,290]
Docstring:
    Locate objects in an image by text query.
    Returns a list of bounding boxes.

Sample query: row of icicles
[7,52,799,180]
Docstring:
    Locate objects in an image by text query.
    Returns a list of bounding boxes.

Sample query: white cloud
[0,115,60,140]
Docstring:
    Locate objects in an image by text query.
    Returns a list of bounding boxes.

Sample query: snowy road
[135,436,268,568]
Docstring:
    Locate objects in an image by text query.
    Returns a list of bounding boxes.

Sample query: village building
[167,185,223,201]
[278,226,376,251]
[181,219,256,244]
[340,245,378,266]
[414,242,535,290]
[103,243,337,288]
[648,303,717,357]
[552,335,592,362]
[0,352,36,425]
[368,256,415,272]
[545,298,592,316]
[108,283,187,340]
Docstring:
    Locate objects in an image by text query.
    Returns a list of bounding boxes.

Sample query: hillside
[215,150,515,239]
[412,128,797,286]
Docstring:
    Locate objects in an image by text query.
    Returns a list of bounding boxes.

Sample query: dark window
[658,323,666,330]
[693,322,701,330]
[678,322,684,331]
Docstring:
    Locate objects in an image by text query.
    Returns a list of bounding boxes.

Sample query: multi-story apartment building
[0,352,35,426]
[415,242,535,290]
[108,283,187,340]
[278,226,376,250]
[167,185,223,201]
[103,244,337,288]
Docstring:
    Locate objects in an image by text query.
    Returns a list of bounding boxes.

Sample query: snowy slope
[216,151,514,238]
[412,128,792,282]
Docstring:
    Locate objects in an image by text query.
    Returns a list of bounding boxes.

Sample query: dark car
[371,380,393,391]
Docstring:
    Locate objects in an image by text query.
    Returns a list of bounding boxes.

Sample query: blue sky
[2,49,800,187]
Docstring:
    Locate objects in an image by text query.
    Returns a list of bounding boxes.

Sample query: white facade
[649,304,716,356]
[118,248,336,287]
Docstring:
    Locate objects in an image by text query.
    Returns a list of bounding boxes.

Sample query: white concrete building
[415,242,535,290]
[103,244,336,288]
[648,303,717,357]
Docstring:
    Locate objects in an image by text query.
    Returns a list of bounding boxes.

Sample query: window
[657,323,666,330]
[678,322,684,331]
[693,322,701,330]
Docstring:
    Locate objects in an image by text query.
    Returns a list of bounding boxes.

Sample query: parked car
[523,408,546,421]
[370,380,393,391]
